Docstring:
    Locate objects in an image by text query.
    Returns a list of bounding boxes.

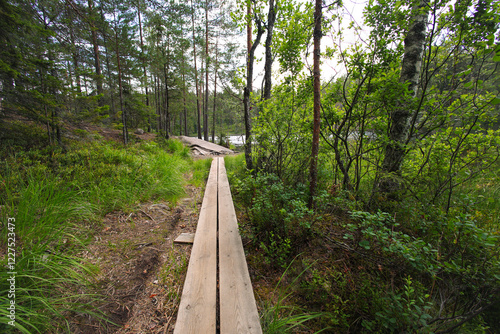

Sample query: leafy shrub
[343,207,500,332]
[229,171,314,267]
[362,276,433,332]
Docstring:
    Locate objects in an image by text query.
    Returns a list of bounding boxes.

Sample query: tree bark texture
[244,12,264,171]
[378,0,428,197]
[115,29,127,145]
[137,5,151,132]
[204,0,209,141]
[212,36,218,143]
[309,0,322,209]
[88,0,103,101]
[263,0,276,100]
[191,0,202,139]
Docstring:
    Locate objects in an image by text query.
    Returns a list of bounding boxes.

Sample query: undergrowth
[0,138,193,333]
[225,154,500,333]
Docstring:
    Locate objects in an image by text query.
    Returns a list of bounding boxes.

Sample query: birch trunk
[378,0,429,197]
[309,0,322,209]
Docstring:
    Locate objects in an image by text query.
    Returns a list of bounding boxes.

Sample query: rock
[135,128,145,135]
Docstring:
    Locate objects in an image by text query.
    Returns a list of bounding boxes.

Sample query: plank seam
[216,158,221,334]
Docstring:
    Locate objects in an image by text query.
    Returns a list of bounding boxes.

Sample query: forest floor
[72,183,202,334]
[68,126,245,333]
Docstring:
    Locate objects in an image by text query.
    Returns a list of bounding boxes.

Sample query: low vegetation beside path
[0,138,210,333]
[225,154,500,333]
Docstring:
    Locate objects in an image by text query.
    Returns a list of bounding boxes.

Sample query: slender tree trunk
[212,36,219,143]
[88,0,103,102]
[114,17,127,145]
[244,7,264,171]
[155,75,161,132]
[100,4,115,118]
[164,61,170,139]
[181,35,188,136]
[204,4,210,141]
[309,0,322,209]
[263,0,276,100]
[67,5,81,94]
[137,4,151,132]
[43,14,62,147]
[191,0,202,139]
[377,0,428,198]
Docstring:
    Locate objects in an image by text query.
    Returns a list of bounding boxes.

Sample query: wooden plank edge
[218,158,262,334]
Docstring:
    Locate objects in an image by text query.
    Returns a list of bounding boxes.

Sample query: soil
[71,185,203,334]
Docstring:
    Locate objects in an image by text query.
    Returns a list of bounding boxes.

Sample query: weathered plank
[218,157,262,334]
[173,159,218,334]
[174,233,195,244]
[177,136,234,155]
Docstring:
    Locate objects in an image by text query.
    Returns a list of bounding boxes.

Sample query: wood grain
[173,158,218,334]
[218,157,262,334]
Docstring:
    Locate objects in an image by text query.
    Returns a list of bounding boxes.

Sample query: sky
[249,0,370,90]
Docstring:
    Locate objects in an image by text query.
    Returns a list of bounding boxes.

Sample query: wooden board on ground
[174,233,195,244]
[177,136,234,155]
[173,159,218,334]
[217,157,263,334]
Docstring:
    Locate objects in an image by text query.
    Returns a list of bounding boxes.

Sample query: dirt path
[71,184,203,334]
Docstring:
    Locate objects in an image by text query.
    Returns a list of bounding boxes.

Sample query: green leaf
[490,97,500,105]
[457,68,471,77]
[359,240,370,249]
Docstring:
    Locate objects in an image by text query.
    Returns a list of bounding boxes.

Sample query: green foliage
[259,232,292,269]
[160,138,191,159]
[232,172,312,247]
[0,176,101,333]
[346,211,438,273]
[274,1,314,77]
[0,121,50,151]
[0,139,191,332]
[260,257,326,333]
[253,80,313,185]
[190,158,213,188]
[363,276,433,332]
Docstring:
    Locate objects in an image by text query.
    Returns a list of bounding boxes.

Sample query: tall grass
[259,257,326,334]
[0,175,99,333]
[0,139,193,332]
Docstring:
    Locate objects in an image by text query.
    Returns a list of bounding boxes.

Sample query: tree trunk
[191,0,202,139]
[244,9,264,171]
[204,0,209,141]
[263,0,276,100]
[182,68,188,136]
[88,0,103,102]
[309,0,322,209]
[164,62,170,139]
[155,75,161,132]
[181,23,188,136]
[67,5,81,94]
[114,18,127,145]
[378,0,428,198]
[212,36,218,143]
[137,4,151,132]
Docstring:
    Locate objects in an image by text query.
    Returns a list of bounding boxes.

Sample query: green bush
[228,171,314,267]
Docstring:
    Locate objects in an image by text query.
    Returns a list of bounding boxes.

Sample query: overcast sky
[249,0,369,90]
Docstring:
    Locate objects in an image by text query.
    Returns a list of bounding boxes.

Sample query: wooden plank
[177,136,234,155]
[218,157,262,334]
[174,159,218,334]
[174,233,195,244]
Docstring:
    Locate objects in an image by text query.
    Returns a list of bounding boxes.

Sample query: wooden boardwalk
[174,157,262,334]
